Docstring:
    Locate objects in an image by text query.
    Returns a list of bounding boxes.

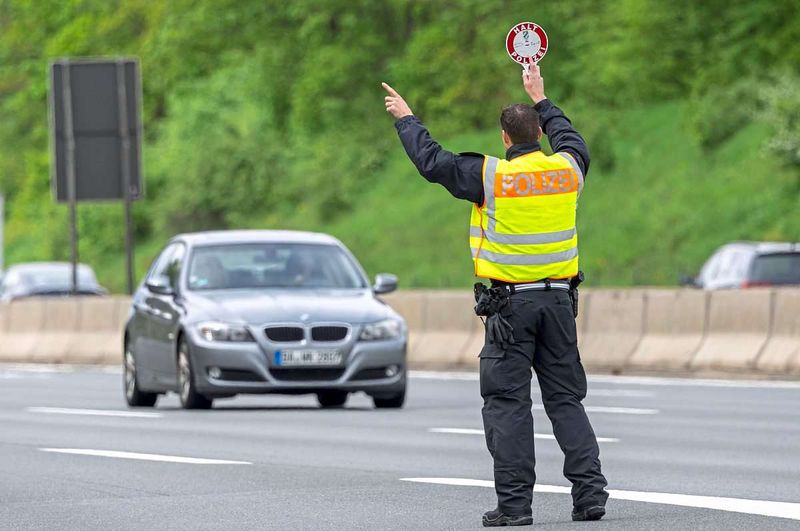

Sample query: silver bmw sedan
[123,230,407,410]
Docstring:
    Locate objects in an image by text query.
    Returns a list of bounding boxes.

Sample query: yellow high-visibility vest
[469,150,584,282]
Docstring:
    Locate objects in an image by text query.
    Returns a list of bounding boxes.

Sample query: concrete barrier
[756,289,800,374]
[575,290,590,349]
[65,298,121,364]
[418,291,480,370]
[0,299,46,363]
[690,289,772,371]
[579,289,645,370]
[382,291,425,362]
[3,287,800,379]
[628,289,707,371]
[29,299,81,364]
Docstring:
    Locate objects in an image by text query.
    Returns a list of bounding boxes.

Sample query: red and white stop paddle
[506,22,548,72]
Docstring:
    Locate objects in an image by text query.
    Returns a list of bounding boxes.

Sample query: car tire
[317,390,348,408]
[177,338,213,410]
[124,342,158,408]
[373,388,405,409]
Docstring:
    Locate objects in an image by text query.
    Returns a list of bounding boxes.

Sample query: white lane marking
[27,407,162,419]
[399,478,800,521]
[410,370,800,389]
[39,448,251,465]
[0,363,121,374]
[4,365,793,388]
[429,427,619,443]
[532,388,653,397]
[588,389,654,398]
[532,404,659,415]
[588,374,800,389]
[411,371,479,381]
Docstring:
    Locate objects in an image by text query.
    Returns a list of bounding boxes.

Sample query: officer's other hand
[382,82,413,119]
[522,64,546,104]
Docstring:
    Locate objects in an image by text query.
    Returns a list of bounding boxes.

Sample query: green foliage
[1,0,799,291]
[759,71,800,168]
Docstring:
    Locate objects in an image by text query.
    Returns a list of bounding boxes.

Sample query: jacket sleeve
[393,115,485,204]
[534,99,590,178]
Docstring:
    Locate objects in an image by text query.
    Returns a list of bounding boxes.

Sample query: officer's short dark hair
[500,104,540,144]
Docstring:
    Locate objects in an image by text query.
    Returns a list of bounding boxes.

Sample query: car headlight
[359,319,402,341]
[196,321,255,342]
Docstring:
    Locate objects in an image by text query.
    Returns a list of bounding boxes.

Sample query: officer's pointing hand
[382,82,413,119]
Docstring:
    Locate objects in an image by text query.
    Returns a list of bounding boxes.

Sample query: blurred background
[1,0,799,292]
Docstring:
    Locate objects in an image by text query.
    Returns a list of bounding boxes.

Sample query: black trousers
[479,289,608,516]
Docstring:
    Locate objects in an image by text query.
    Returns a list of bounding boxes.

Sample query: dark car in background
[686,242,800,289]
[0,262,107,302]
[123,230,407,410]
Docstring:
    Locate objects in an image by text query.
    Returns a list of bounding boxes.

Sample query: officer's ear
[501,130,513,149]
[537,126,543,141]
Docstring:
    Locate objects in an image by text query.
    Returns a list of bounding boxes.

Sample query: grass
[5,101,799,292]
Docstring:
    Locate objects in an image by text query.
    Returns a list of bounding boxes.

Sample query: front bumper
[186,327,407,397]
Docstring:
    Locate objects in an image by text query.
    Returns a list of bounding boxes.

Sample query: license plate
[274,349,342,366]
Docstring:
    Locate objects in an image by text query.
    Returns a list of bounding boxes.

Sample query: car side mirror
[146,275,174,295]
[373,273,398,295]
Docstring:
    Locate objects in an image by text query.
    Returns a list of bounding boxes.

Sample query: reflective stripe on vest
[469,151,581,282]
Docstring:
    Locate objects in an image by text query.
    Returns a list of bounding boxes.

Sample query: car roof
[172,230,343,247]
[719,241,800,255]
[7,262,93,271]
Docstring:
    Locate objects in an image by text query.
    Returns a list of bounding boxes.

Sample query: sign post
[60,62,80,294]
[506,22,548,72]
[49,58,144,295]
[115,60,135,296]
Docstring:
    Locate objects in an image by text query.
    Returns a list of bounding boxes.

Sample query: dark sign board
[49,59,143,202]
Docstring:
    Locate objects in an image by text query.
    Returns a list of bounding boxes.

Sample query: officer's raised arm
[382,82,485,204]
[522,65,591,178]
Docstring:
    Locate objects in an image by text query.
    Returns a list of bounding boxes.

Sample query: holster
[568,271,584,318]
[474,282,515,348]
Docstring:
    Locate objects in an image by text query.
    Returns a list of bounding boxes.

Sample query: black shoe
[571,505,606,521]
[482,509,533,527]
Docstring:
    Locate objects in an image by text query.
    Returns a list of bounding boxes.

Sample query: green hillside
[2,0,800,291]
[320,103,800,288]
[7,100,796,292]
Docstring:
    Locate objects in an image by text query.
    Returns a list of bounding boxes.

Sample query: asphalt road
[1,365,799,530]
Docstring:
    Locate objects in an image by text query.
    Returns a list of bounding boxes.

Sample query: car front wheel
[317,390,348,408]
[373,388,405,409]
[124,343,158,408]
[177,339,213,410]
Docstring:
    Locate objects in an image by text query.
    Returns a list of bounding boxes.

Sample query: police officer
[383,65,608,527]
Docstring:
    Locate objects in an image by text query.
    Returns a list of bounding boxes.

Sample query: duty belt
[504,280,571,294]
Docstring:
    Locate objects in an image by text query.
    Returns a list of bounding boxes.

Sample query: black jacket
[393,98,589,205]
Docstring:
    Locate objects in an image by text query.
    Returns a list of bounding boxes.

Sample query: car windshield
[750,253,800,284]
[18,265,97,288]
[187,243,367,290]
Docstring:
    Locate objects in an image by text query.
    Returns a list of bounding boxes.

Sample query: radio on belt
[506,21,548,72]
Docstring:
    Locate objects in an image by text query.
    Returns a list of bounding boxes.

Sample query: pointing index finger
[381,82,399,97]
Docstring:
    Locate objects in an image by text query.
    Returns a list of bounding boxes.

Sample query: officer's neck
[505,142,541,161]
